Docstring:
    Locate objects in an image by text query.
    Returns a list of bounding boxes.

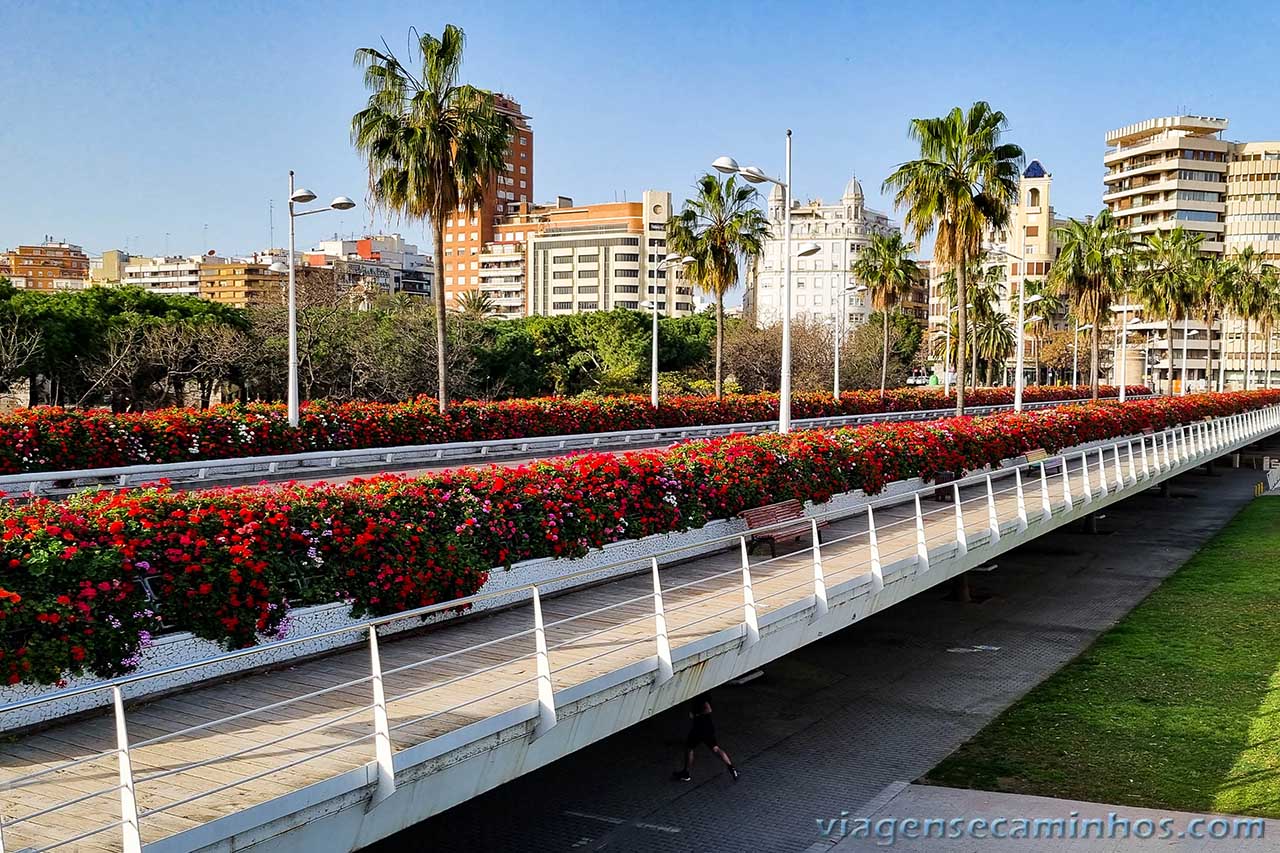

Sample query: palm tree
[1134,227,1202,395]
[972,306,1016,385]
[850,231,921,395]
[1189,256,1232,391]
[1227,246,1275,390]
[1261,267,1280,389]
[883,101,1023,415]
[1022,279,1064,385]
[938,254,1004,389]
[454,289,496,319]
[351,24,515,413]
[666,173,770,398]
[1048,209,1131,399]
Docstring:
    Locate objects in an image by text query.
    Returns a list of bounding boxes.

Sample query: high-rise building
[747,175,900,328]
[439,94,532,306]
[5,240,90,291]
[1103,115,1280,389]
[473,191,696,319]
[1103,115,1230,255]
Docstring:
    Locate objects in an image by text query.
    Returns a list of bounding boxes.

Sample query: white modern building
[748,175,898,327]
[122,254,225,297]
[305,233,434,298]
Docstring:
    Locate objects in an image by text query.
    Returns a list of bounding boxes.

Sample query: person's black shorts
[685,718,717,749]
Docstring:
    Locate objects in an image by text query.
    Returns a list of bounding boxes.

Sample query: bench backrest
[1025,448,1049,464]
[741,499,805,528]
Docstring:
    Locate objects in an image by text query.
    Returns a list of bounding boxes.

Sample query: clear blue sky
[5,0,1279,268]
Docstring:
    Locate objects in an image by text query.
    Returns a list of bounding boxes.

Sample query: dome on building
[842,174,865,201]
[768,182,784,203]
[1023,159,1048,178]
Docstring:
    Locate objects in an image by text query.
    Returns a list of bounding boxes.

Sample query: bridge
[1,405,1277,853]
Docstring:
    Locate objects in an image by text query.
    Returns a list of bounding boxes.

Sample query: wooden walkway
[0,452,1141,852]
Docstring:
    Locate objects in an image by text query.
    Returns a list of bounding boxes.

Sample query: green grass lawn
[925,497,1280,817]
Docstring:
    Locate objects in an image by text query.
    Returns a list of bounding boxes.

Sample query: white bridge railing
[0,395,1155,498]
[0,401,1272,853]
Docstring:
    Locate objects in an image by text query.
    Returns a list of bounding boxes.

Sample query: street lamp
[643,254,695,408]
[834,283,868,399]
[1108,303,1142,401]
[986,250,1042,411]
[715,133,820,433]
[269,171,355,427]
[1181,327,1201,396]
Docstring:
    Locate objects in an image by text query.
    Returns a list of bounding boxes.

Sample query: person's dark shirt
[688,694,711,717]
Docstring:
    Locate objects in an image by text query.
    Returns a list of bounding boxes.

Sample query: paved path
[821,784,1277,851]
[364,467,1266,853]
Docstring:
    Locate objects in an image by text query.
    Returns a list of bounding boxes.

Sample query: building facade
[473,190,696,319]
[5,240,90,291]
[439,94,532,306]
[1104,116,1280,390]
[123,255,223,297]
[88,249,131,286]
[748,175,898,328]
[304,233,433,301]
[198,262,285,308]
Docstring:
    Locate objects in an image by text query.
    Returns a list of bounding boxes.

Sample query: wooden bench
[1024,447,1063,476]
[932,470,960,502]
[740,499,827,557]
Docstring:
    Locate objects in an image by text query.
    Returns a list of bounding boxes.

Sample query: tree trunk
[715,292,724,399]
[970,324,979,393]
[955,257,967,415]
[433,219,449,413]
[1266,320,1274,390]
[1218,312,1227,392]
[27,374,38,407]
[1244,315,1252,391]
[879,310,889,397]
[1089,322,1100,400]
[1166,316,1175,396]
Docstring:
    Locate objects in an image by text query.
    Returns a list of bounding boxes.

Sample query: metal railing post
[1079,452,1093,504]
[1141,435,1152,479]
[651,558,673,684]
[1038,462,1052,522]
[1014,468,1028,532]
[953,483,968,556]
[985,474,1001,543]
[867,505,885,592]
[531,586,557,738]
[112,686,143,853]
[810,519,828,618]
[913,494,930,573]
[367,627,396,805]
[1161,430,1172,471]
[1061,455,1074,510]
[739,537,760,645]
[1126,440,1137,484]
[1112,444,1124,491]
[1096,448,1108,498]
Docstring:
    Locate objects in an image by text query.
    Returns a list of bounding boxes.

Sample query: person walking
[672,693,739,781]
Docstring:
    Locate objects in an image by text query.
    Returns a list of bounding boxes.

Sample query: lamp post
[1108,303,1142,402]
[715,136,820,434]
[834,283,868,399]
[1072,322,1094,387]
[643,254,695,408]
[985,250,1042,412]
[268,171,355,427]
[1181,326,1201,396]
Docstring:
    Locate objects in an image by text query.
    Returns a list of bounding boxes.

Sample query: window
[553,286,572,294]
[1025,226,1039,237]
[553,270,573,279]
[615,253,639,262]
[1179,169,1224,183]
[1028,188,1041,207]
[553,255,572,263]
[520,166,527,175]
[519,136,527,145]
[577,268,597,277]
[577,254,597,262]
[615,269,639,278]
[578,301,599,310]
[1174,210,1220,222]
[521,152,527,159]
[520,181,526,189]
[1178,190,1223,202]
[615,284,640,293]
[553,301,571,310]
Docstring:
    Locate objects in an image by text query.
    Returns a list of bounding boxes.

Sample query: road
[368,465,1264,853]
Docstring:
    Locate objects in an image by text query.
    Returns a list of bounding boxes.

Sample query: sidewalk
[817,783,1277,851]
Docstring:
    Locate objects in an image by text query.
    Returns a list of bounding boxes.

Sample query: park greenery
[0,276,925,412]
[927,498,1280,819]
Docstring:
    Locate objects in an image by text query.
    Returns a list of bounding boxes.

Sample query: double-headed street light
[642,254,696,408]
[714,133,820,433]
[269,171,355,427]
[1109,303,1143,402]
[1072,322,1094,387]
[1181,327,1201,396]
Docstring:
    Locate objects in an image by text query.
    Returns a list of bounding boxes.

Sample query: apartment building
[473,191,697,319]
[439,94,532,306]
[748,175,899,327]
[1104,116,1280,390]
[5,239,90,291]
[198,262,285,308]
[88,249,131,286]
[123,254,223,297]
[305,233,433,300]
